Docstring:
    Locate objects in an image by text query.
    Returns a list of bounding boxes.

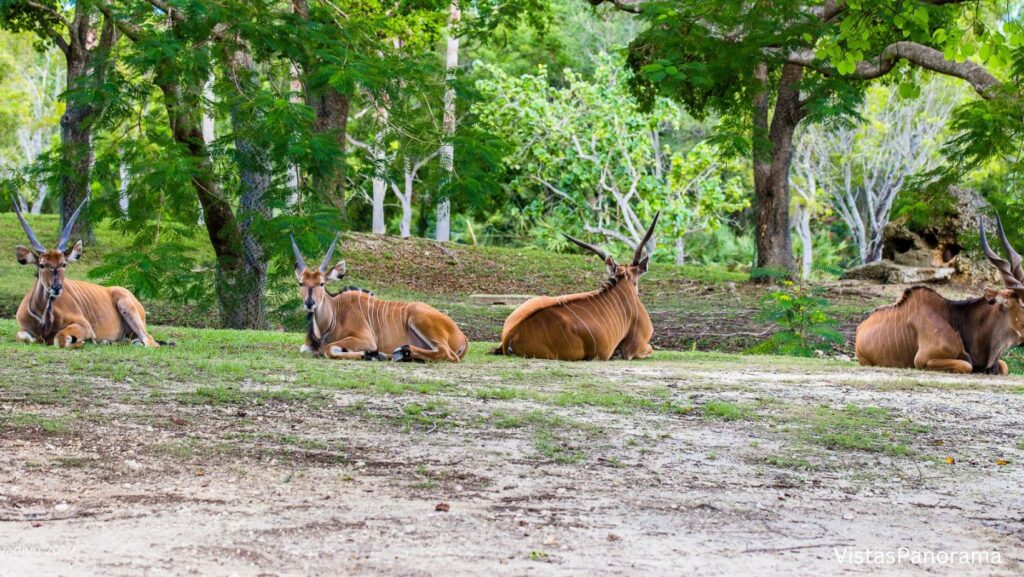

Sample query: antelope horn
[995,216,1024,283]
[979,217,1024,289]
[10,194,46,252]
[562,233,610,262]
[632,211,661,265]
[319,233,340,273]
[290,235,307,271]
[57,197,88,251]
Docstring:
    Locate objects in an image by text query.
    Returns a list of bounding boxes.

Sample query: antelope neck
[27,278,57,335]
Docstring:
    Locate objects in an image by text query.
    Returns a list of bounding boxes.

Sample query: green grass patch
[703,400,745,421]
[799,404,923,456]
[3,412,70,435]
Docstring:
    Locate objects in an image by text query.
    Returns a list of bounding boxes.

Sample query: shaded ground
[1,322,1022,576]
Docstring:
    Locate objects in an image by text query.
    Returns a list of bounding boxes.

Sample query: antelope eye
[319,283,325,287]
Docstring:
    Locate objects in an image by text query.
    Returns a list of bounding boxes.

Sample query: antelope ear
[64,240,82,262]
[326,261,347,282]
[605,255,617,275]
[637,255,650,275]
[15,245,37,265]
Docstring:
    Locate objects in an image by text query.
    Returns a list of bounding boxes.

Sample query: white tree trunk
[436,0,460,242]
[286,63,303,206]
[400,195,412,238]
[674,237,686,265]
[371,108,389,235]
[202,74,215,144]
[119,160,130,214]
[30,182,47,214]
[794,205,813,279]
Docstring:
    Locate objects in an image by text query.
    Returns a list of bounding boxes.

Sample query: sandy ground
[1,358,1023,576]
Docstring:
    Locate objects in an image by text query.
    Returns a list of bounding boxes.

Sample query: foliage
[474,53,748,259]
[793,77,968,265]
[749,282,844,356]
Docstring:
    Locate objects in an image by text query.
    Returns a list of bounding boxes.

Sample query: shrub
[748,282,844,356]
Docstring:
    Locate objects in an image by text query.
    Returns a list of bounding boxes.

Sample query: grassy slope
[2,213,757,346]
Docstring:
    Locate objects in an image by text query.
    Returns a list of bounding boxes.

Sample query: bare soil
[2,354,1022,576]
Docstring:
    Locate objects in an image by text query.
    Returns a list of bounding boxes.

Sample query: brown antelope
[12,198,159,348]
[495,214,659,361]
[292,235,468,362]
[855,216,1024,374]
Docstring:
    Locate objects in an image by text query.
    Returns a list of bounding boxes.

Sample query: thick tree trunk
[674,237,686,265]
[436,0,460,242]
[292,0,349,219]
[59,54,95,244]
[226,47,271,330]
[159,79,254,329]
[752,63,802,279]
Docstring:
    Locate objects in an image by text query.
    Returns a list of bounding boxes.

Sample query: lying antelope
[12,198,159,348]
[292,235,468,362]
[495,214,659,360]
[855,217,1024,374]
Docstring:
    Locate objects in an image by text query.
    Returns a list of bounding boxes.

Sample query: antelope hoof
[362,351,388,362]
[16,331,35,344]
[131,338,146,347]
[392,345,422,363]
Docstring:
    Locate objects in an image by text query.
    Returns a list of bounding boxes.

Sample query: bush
[748,282,844,356]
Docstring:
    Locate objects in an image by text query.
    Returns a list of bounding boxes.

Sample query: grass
[2,411,70,435]
[703,400,746,421]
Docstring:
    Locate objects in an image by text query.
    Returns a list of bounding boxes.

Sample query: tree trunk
[751,63,802,279]
[226,47,271,330]
[59,52,95,243]
[674,237,686,265]
[118,160,129,214]
[400,195,412,238]
[436,0,460,242]
[292,0,349,219]
[158,77,255,329]
[371,108,388,235]
[31,182,47,214]
[202,73,215,144]
[793,204,813,279]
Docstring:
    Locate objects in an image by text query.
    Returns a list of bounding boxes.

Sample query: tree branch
[586,0,644,14]
[788,41,1001,98]
[95,1,143,42]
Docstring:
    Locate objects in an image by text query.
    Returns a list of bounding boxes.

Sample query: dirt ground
[2,350,1022,576]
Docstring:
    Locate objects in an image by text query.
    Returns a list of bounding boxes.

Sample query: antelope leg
[114,290,159,348]
[922,358,973,374]
[56,323,94,349]
[406,344,460,363]
[15,330,36,344]
[323,335,380,360]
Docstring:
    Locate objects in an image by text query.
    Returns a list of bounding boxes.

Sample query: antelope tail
[491,345,505,356]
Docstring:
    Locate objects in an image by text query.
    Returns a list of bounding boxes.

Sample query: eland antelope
[12,197,159,348]
[495,214,660,360]
[855,216,1024,374]
[292,235,468,362]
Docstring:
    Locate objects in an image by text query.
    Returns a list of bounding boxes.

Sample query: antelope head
[563,213,660,287]
[292,233,345,312]
[12,196,87,299]
[979,216,1024,339]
